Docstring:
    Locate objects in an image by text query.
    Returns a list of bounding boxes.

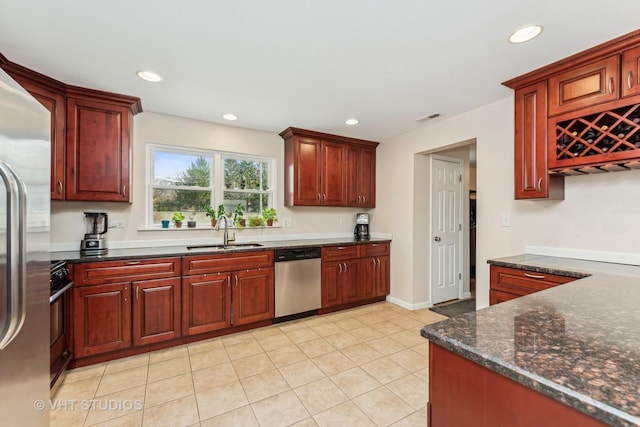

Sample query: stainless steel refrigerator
[0,68,50,425]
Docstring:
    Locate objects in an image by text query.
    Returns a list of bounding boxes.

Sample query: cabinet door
[292,136,322,206]
[321,140,347,206]
[514,81,564,200]
[360,257,377,300]
[622,45,640,98]
[548,55,619,116]
[73,283,131,358]
[13,79,66,200]
[361,256,390,299]
[347,145,376,207]
[233,267,274,326]
[376,256,390,297]
[489,289,519,306]
[340,259,360,303]
[321,262,342,307]
[182,273,231,335]
[66,96,131,202]
[132,278,181,346]
[357,146,376,207]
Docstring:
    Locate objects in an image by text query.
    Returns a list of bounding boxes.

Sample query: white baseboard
[386,296,431,311]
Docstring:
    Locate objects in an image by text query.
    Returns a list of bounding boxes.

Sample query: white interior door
[431,158,462,304]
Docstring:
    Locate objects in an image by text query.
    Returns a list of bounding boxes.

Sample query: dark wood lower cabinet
[428,343,607,427]
[321,243,391,310]
[182,273,232,335]
[73,283,131,358]
[132,278,181,346]
[233,268,274,326]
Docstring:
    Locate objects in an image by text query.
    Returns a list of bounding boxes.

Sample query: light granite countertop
[421,254,640,427]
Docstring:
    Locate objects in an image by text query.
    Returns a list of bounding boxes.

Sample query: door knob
[434,236,441,242]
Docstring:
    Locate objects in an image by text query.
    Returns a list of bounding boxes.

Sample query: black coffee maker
[354,213,370,240]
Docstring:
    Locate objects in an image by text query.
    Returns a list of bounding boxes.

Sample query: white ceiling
[1,1,638,141]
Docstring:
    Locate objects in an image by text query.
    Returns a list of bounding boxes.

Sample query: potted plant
[204,204,225,227]
[233,204,245,228]
[171,212,185,228]
[187,214,197,228]
[262,208,277,226]
[248,215,263,227]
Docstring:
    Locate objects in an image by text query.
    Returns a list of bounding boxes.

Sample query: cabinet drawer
[548,55,620,116]
[322,245,360,261]
[74,257,181,286]
[490,265,575,297]
[361,242,389,257]
[183,250,274,275]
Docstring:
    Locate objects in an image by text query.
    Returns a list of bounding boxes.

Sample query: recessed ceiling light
[136,70,163,82]
[345,118,359,125]
[222,113,238,121]
[508,25,543,44]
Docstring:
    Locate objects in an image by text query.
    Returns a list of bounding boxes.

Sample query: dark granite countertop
[51,237,391,263]
[422,255,640,427]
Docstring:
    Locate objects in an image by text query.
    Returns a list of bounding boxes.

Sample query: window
[148,144,274,226]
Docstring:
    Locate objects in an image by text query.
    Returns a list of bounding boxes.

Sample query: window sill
[138,225,282,232]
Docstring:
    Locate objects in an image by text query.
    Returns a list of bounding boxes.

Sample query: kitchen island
[422,255,640,427]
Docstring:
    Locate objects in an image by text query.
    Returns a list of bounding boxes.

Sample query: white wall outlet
[501,214,511,227]
[281,217,292,228]
[109,220,125,228]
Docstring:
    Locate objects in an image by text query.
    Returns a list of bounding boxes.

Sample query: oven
[50,260,72,394]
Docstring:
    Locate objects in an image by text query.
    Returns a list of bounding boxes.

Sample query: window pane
[224,158,267,190]
[223,191,270,215]
[153,188,211,223]
[154,152,210,187]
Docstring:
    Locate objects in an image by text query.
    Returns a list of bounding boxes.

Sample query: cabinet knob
[57,181,63,194]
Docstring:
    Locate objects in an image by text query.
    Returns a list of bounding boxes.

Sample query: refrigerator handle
[0,161,27,349]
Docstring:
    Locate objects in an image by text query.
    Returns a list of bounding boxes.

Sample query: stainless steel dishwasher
[274,247,321,319]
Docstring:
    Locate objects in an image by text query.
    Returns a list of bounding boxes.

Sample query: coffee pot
[354,213,370,240]
[81,212,109,255]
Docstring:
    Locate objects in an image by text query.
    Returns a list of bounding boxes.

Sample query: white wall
[377,96,640,309]
[50,112,374,249]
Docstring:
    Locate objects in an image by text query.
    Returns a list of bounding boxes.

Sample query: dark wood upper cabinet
[504,29,640,199]
[513,81,564,200]
[0,54,141,203]
[280,127,378,207]
[65,89,139,202]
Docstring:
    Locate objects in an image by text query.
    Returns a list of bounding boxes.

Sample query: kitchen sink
[186,243,264,250]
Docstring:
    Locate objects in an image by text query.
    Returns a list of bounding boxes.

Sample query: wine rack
[550,102,640,173]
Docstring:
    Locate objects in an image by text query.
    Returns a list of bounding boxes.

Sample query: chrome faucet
[215,214,235,247]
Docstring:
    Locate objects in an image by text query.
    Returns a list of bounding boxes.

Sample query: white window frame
[145,143,275,228]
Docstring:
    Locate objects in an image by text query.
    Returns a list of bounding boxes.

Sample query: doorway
[424,142,476,306]
[430,156,463,304]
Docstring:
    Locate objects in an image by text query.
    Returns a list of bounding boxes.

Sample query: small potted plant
[187,214,197,228]
[233,204,245,228]
[204,204,225,227]
[248,215,263,227]
[262,208,277,226]
[171,212,185,228]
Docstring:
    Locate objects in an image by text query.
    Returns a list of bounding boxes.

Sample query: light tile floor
[51,302,447,427]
